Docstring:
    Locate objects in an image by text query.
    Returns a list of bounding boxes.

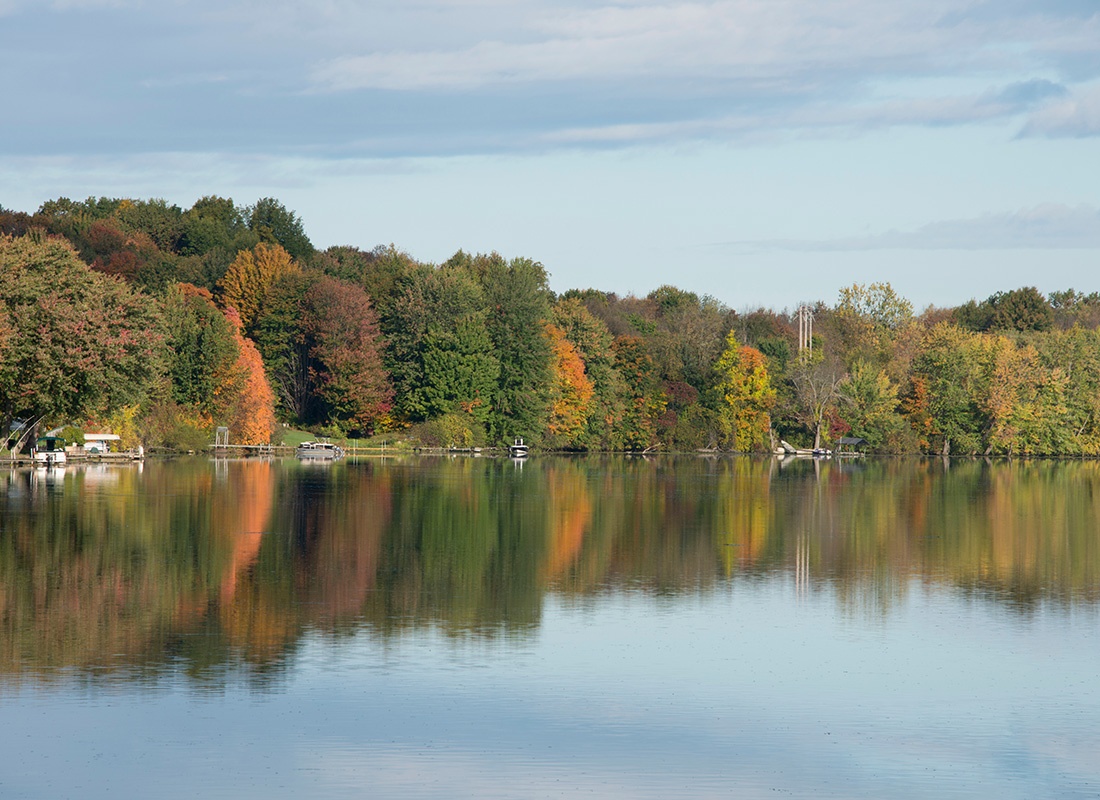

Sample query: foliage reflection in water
[3,455,1099,685]
[3,456,1100,799]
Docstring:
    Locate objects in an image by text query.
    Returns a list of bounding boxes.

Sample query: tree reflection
[3,455,1100,684]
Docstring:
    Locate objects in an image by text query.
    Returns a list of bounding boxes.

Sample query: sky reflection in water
[1,456,1099,798]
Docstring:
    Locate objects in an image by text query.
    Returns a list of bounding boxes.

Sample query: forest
[3,195,1100,456]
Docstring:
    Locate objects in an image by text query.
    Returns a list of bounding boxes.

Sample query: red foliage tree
[303,277,393,434]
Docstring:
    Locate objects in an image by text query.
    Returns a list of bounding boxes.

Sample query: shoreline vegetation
[4,195,1100,458]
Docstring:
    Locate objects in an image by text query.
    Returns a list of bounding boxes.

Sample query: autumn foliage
[222,307,277,445]
[714,333,775,452]
[8,194,1100,455]
[544,323,594,443]
[217,242,299,329]
[303,277,393,434]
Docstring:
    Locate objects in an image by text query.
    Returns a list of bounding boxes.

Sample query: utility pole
[797,303,814,359]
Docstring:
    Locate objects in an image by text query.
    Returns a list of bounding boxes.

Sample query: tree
[838,360,905,450]
[418,315,500,424]
[788,357,847,449]
[612,335,667,449]
[178,195,255,257]
[477,254,555,443]
[222,308,277,445]
[1049,289,1100,330]
[303,277,393,434]
[217,242,299,331]
[833,282,914,370]
[990,287,1053,332]
[247,197,314,261]
[544,323,595,446]
[251,271,315,421]
[836,282,913,329]
[956,287,1053,333]
[162,283,240,416]
[907,323,982,455]
[713,332,775,451]
[115,198,183,252]
[381,261,493,424]
[0,235,162,442]
[552,297,626,449]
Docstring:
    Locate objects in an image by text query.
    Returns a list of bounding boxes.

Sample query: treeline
[3,195,1100,454]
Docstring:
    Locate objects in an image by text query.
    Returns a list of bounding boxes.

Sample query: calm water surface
[2,455,1099,798]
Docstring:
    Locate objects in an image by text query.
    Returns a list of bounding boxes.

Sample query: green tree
[178,196,258,259]
[247,197,314,261]
[162,283,240,415]
[251,270,316,422]
[382,261,491,423]
[956,287,1053,333]
[908,324,983,455]
[115,198,184,252]
[612,335,667,450]
[1037,327,1100,454]
[990,287,1053,332]
[838,360,905,450]
[418,315,500,424]
[476,254,555,443]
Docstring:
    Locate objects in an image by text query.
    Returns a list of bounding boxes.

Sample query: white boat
[508,437,529,458]
[33,435,67,466]
[777,439,831,458]
[296,441,345,460]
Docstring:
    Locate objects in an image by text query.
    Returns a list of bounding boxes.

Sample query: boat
[33,435,68,466]
[777,440,831,458]
[296,440,345,460]
[508,437,529,458]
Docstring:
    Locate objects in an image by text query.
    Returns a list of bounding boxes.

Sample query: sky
[1,0,1098,311]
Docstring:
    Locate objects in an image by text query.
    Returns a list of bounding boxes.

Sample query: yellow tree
[714,332,776,452]
[217,242,299,330]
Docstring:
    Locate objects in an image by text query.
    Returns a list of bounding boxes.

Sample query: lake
[2,455,1099,798]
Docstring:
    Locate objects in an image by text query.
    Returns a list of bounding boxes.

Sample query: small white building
[84,433,122,454]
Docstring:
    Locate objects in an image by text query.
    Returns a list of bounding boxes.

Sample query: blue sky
[1,0,1098,311]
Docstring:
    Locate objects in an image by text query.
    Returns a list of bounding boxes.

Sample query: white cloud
[539,87,1069,148]
[48,0,140,8]
[732,204,1100,252]
[1021,83,1100,137]
[4,0,1100,158]
[309,0,1099,93]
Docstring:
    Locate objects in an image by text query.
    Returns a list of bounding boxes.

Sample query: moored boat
[33,435,67,466]
[508,437,529,458]
[296,440,345,460]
